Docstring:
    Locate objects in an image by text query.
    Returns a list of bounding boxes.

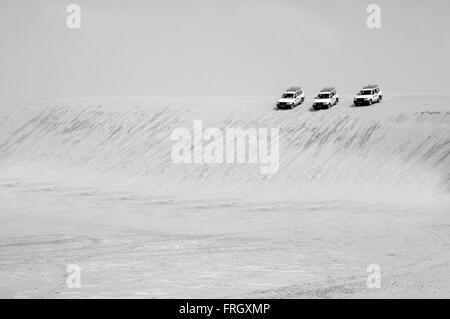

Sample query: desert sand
[0,94,449,298]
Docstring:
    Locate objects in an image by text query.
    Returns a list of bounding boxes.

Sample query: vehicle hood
[354,95,372,99]
[314,98,331,103]
[278,98,294,103]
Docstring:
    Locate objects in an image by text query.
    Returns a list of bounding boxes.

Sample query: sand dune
[0,95,449,298]
[0,94,449,203]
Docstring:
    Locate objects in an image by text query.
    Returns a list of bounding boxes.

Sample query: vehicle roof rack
[363,84,379,89]
[320,87,335,92]
[285,86,302,92]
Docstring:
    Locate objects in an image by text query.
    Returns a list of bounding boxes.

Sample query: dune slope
[1,95,449,203]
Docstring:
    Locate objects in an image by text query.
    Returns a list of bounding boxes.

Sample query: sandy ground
[1,179,449,298]
[0,95,449,298]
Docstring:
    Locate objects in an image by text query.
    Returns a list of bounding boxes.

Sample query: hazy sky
[1,0,449,105]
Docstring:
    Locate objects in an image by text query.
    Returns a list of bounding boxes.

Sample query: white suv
[277,87,305,109]
[313,87,339,110]
[353,85,382,106]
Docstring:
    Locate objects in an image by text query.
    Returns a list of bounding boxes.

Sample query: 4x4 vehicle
[313,87,339,110]
[353,85,382,106]
[364,84,382,101]
[276,87,305,109]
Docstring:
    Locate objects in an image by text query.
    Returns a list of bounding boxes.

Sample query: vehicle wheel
[328,103,331,109]
[336,97,339,103]
[301,97,305,104]
[368,99,372,105]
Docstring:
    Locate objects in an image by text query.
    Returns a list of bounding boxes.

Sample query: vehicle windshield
[282,93,295,99]
[359,90,372,95]
[317,93,330,99]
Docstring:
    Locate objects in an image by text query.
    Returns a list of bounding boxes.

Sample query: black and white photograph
[0,0,449,304]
